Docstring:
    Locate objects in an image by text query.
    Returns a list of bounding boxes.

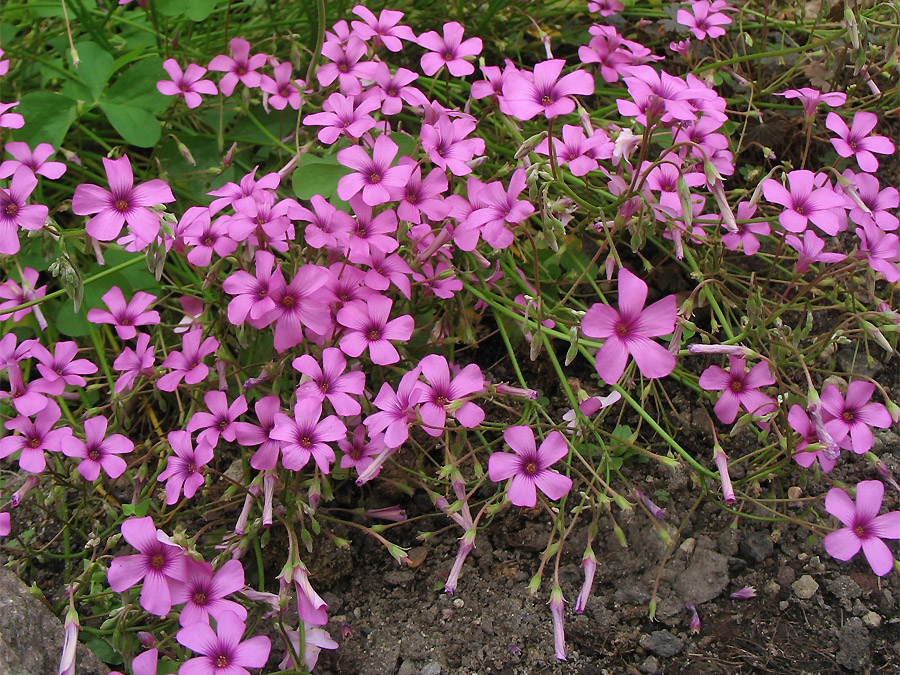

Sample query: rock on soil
[0,567,107,675]
[639,629,684,658]
[836,619,871,671]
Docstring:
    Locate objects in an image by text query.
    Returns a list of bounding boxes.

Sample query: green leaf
[73,41,114,102]
[157,0,217,21]
[291,155,349,201]
[99,102,161,148]
[11,92,77,148]
[390,131,417,158]
[104,57,167,113]
[84,638,123,666]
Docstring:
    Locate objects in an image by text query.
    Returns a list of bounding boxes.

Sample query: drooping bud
[549,585,566,661]
[262,472,276,527]
[730,586,757,600]
[574,546,597,614]
[686,602,700,634]
[444,529,476,595]
[714,446,736,505]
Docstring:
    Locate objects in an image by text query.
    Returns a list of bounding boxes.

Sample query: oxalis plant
[0,0,898,671]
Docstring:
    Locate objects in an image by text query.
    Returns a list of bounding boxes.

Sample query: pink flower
[112,333,155,393]
[350,5,417,51]
[535,125,611,177]
[788,404,836,473]
[339,425,386,477]
[317,37,378,95]
[157,59,217,108]
[30,340,98,391]
[676,1,733,40]
[86,286,160,340]
[267,264,332,351]
[824,480,900,576]
[235,396,283,470]
[157,430,214,505]
[291,194,354,250]
[337,295,415,365]
[775,88,846,117]
[157,329,219,392]
[821,381,892,454]
[271,399,346,473]
[841,171,899,232]
[208,166,279,215]
[293,347,365,417]
[0,400,71,473]
[856,221,900,282]
[722,201,769,256]
[222,249,279,326]
[372,64,427,114]
[186,390,248,448]
[579,25,656,84]
[0,267,46,328]
[176,610,270,674]
[501,60,594,120]
[489,427,572,508]
[417,21,482,77]
[825,111,895,172]
[337,134,413,206]
[0,167,49,254]
[784,229,846,272]
[0,101,24,129]
[171,558,246,627]
[581,268,677,385]
[279,624,337,673]
[0,141,67,180]
[364,369,424,448]
[762,170,845,235]
[418,355,485,436]
[61,416,133,481]
[72,155,175,243]
[617,66,697,126]
[208,38,267,96]
[588,0,624,15]
[259,61,305,110]
[182,208,237,266]
[107,516,186,616]
[303,92,380,145]
[698,356,776,424]
[465,168,535,249]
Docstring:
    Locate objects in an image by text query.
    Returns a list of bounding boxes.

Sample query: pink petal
[824,527,861,562]
[507,474,537,507]
[535,470,573,501]
[861,536,895,576]
[825,487,857,528]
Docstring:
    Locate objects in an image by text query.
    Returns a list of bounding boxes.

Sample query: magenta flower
[420,116,485,176]
[465,168,535,249]
[72,155,174,243]
[271,400,346,473]
[157,430,214,505]
[208,37,267,96]
[303,92,380,145]
[856,221,900,282]
[676,1,733,40]
[259,61,305,110]
[0,364,53,416]
[418,354,485,436]
[317,37,378,95]
[698,356,776,424]
[762,170,845,235]
[107,516,186,616]
[0,101,24,129]
[784,229,846,272]
[0,266,47,328]
[0,167,49,253]
[112,333,155,393]
[291,194,355,251]
[176,610,270,674]
[488,426,572,508]
[157,59,217,108]
[0,400,71,473]
[824,480,900,576]
[501,60,594,120]
[293,347,365,417]
[775,88,846,117]
[337,134,413,206]
[339,425,386,477]
[186,390,248,448]
[579,25,655,84]
[30,340,98,392]
[722,201,769,256]
[61,416,133,481]
[535,125,610,177]
[788,404,837,473]
[235,396,283,470]
[182,208,237,266]
[86,286,160,340]
[821,381,892,454]
[279,624,338,673]
[222,249,279,326]
[337,295,415,365]
[171,558,246,627]
[417,21,482,77]
[364,369,424,448]
[825,111,895,172]
[372,64,427,114]
[0,510,9,537]
[588,0,624,14]
[157,329,219,392]
[581,268,677,385]
[842,171,899,232]
[617,66,696,125]
[0,141,67,180]
[350,5,417,52]
[268,264,332,351]
[208,166,279,215]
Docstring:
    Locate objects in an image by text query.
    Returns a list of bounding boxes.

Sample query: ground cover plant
[0,0,899,672]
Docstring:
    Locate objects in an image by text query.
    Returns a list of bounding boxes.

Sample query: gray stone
[739,530,773,564]
[675,549,729,604]
[398,659,418,675]
[639,629,684,658]
[826,575,862,610]
[792,574,819,599]
[384,570,414,586]
[836,619,871,671]
[420,661,443,675]
[0,567,107,675]
[639,655,660,674]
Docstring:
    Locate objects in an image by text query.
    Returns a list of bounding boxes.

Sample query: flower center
[216,655,229,668]
[218,419,229,431]
[257,288,267,299]
[88,447,101,461]
[236,66,247,75]
[319,381,329,393]
[368,172,382,184]
[854,524,866,538]
[28,437,41,449]
[842,410,855,423]
[300,436,312,449]
[442,51,454,61]
[5,203,18,217]
[387,87,398,97]
[436,395,450,407]
[192,591,207,606]
[186,463,197,474]
[615,322,629,337]
[729,379,744,393]
[280,88,291,98]
[120,317,131,325]
[524,461,538,475]
[367,329,381,341]
[150,553,165,570]
[202,236,214,247]
[348,445,363,460]
[115,200,129,213]
[281,295,295,309]
[541,94,552,106]
[338,63,349,73]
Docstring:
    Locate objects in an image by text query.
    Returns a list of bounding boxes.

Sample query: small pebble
[862,611,882,628]
[792,574,819,599]
[452,598,464,608]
